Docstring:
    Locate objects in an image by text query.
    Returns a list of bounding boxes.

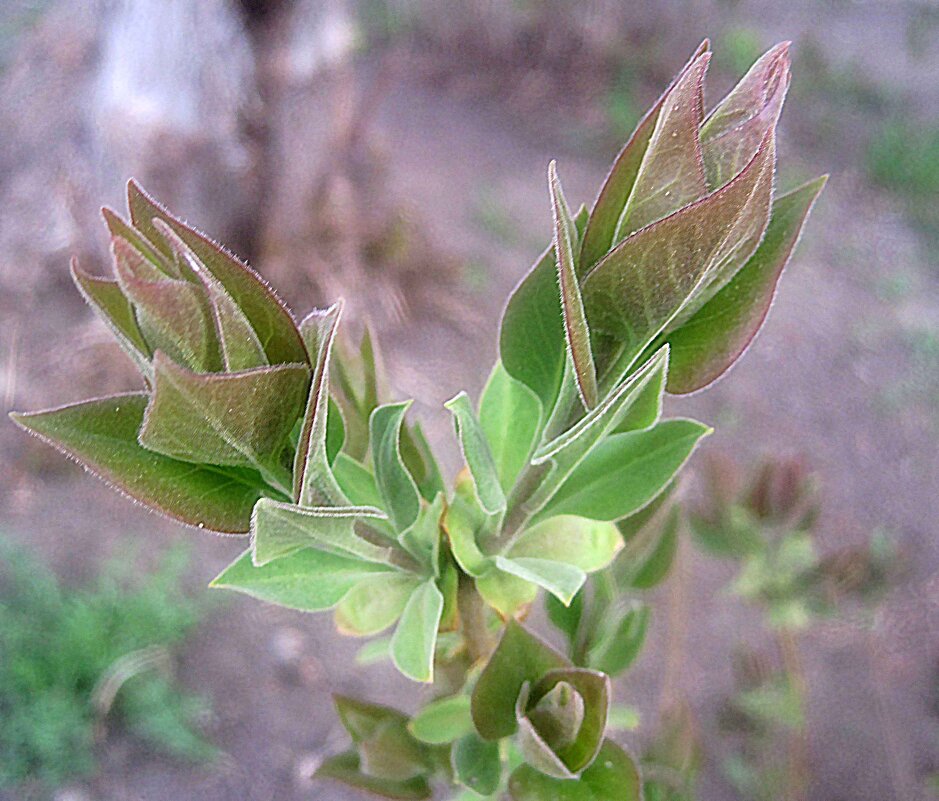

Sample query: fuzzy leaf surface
[11,394,260,532]
[479,361,542,493]
[209,547,395,611]
[509,516,623,573]
[335,573,420,636]
[541,419,710,521]
[666,176,827,393]
[391,579,444,682]
[139,354,308,476]
[371,402,422,533]
[445,392,506,514]
[127,181,307,365]
[494,556,586,607]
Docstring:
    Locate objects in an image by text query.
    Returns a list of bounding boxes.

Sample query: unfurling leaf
[509,740,641,801]
[11,394,261,532]
[445,392,506,514]
[549,161,598,409]
[371,402,423,534]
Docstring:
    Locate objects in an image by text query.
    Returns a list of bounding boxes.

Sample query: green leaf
[70,259,153,379]
[334,695,410,743]
[152,219,269,371]
[613,50,709,241]
[526,668,610,774]
[586,601,650,677]
[250,498,391,566]
[294,304,347,505]
[316,751,431,800]
[326,396,345,464]
[579,40,710,272]
[391,579,444,682]
[509,740,641,801]
[10,394,260,533]
[209,547,394,611]
[545,588,584,651]
[549,161,598,409]
[700,43,790,189]
[612,349,666,433]
[581,133,775,372]
[499,207,589,412]
[479,361,542,493]
[494,557,586,607]
[401,421,446,502]
[471,621,568,740]
[333,453,383,508]
[139,353,308,479]
[408,695,474,745]
[452,732,502,796]
[445,392,506,514]
[371,402,422,533]
[126,180,307,366]
[112,237,220,372]
[399,494,444,575]
[666,176,827,393]
[444,486,490,577]
[335,573,421,636]
[540,419,710,522]
[509,516,623,573]
[621,505,681,590]
[476,568,538,619]
[102,206,177,277]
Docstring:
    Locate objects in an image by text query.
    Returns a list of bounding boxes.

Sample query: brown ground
[2,5,938,801]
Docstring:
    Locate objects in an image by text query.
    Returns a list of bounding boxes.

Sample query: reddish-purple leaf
[701,42,791,190]
[112,237,222,372]
[139,353,309,480]
[126,180,308,366]
[581,132,776,369]
[613,51,709,241]
[10,394,261,533]
[666,175,827,393]
[579,39,710,273]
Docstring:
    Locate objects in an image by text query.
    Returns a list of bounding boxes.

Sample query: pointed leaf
[471,621,568,740]
[371,402,422,533]
[401,421,446,501]
[294,304,346,505]
[509,516,623,573]
[153,219,269,370]
[581,134,775,370]
[70,259,152,379]
[102,207,177,277]
[11,394,260,532]
[126,180,307,365]
[334,695,410,742]
[549,161,598,409]
[250,497,391,566]
[335,573,420,636]
[666,176,827,393]
[509,740,641,801]
[452,732,502,796]
[391,579,444,682]
[541,419,710,521]
[499,207,589,411]
[112,237,220,372]
[476,568,538,619]
[580,39,710,271]
[445,392,506,514]
[614,51,709,240]
[140,354,308,480]
[545,588,585,650]
[209,546,394,611]
[701,42,791,189]
[612,346,666,432]
[333,453,384,508]
[408,695,474,745]
[479,361,542,493]
[494,556,586,606]
[398,494,444,574]
[316,752,431,800]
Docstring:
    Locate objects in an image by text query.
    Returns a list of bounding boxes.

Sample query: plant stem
[777,626,809,801]
[458,574,495,665]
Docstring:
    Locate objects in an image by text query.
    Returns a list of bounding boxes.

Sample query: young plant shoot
[12,40,824,800]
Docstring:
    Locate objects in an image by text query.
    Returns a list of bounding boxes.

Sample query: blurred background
[1,1,938,799]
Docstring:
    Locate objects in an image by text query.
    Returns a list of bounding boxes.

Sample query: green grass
[0,540,216,790]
